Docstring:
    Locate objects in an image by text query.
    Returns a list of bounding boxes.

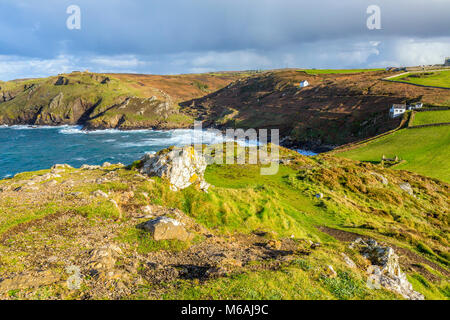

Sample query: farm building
[445,57,450,66]
[299,80,309,88]
[389,103,423,118]
[407,102,423,110]
[390,104,407,118]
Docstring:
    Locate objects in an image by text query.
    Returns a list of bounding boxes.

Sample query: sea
[0,125,316,179]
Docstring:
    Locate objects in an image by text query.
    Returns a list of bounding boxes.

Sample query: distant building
[389,102,423,118]
[445,57,450,66]
[407,102,423,110]
[299,80,309,88]
[390,104,407,118]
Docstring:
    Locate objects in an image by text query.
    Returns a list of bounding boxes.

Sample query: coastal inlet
[0,126,316,179]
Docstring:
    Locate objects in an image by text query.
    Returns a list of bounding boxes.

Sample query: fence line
[407,122,450,129]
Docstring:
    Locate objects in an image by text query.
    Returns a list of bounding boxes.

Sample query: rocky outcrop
[92,190,109,198]
[1,91,15,102]
[399,182,414,196]
[139,216,191,241]
[371,172,389,185]
[0,271,61,292]
[86,244,126,280]
[140,146,210,192]
[54,76,69,86]
[90,74,110,84]
[352,238,424,300]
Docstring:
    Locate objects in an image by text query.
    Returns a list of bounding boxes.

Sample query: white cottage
[299,80,309,88]
[407,102,423,110]
[389,104,407,118]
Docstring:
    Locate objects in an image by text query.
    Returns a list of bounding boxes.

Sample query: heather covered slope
[180,69,450,150]
[0,146,448,300]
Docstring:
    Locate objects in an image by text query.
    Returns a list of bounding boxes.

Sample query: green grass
[412,110,450,126]
[390,71,450,88]
[118,228,193,254]
[0,202,62,235]
[336,126,450,183]
[302,69,383,75]
[74,201,121,219]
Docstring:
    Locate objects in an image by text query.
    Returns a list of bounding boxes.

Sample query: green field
[390,70,450,88]
[337,126,450,183]
[302,69,383,75]
[412,110,450,126]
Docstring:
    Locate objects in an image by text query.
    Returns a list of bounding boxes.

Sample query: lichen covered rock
[140,216,191,241]
[352,238,424,300]
[140,146,210,191]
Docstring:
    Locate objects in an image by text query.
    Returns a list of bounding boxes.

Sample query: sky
[0,0,449,80]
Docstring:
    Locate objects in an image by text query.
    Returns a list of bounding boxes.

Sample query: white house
[389,102,423,118]
[407,102,423,110]
[389,104,407,118]
[299,80,309,88]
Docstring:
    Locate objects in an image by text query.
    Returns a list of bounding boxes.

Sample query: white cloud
[89,55,146,68]
[391,38,450,66]
[0,55,78,80]
[1,37,449,81]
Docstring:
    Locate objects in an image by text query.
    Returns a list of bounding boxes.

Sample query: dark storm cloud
[0,0,449,79]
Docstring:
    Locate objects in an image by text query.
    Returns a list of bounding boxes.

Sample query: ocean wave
[59,126,84,134]
[6,125,78,130]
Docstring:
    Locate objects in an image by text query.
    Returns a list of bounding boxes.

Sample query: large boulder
[139,216,191,241]
[140,146,210,191]
[352,238,424,300]
[399,182,414,196]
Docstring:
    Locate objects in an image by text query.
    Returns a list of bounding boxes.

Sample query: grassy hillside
[336,126,450,183]
[0,71,241,129]
[0,147,448,300]
[390,71,450,88]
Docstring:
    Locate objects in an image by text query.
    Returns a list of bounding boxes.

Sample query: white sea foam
[296,149,317,156]
[59,126,84,134]
[10,125,73,130]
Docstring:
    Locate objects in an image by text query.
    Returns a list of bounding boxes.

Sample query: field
[337,126,450,183]
[390,71,450,88]
[412,110,450,126]
[302,69,383,75]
